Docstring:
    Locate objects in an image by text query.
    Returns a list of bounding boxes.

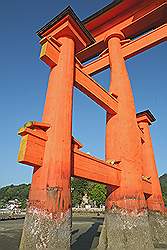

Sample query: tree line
[0,174,166,209]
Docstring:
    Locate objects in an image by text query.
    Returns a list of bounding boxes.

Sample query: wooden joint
[40,36,62,49]
[120,39,131,45]
[99,48,108,57]
[18,121,50,167]
[137,124,145,143]
[142,175,151,183]
[110,92,118,99]
[106,159,121,165]
[22,121,50,131]
[72,136,83,150]
[40,36,62,68]
[142,176,152,196]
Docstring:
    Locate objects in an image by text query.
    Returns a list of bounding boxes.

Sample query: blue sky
[0,0,166,187]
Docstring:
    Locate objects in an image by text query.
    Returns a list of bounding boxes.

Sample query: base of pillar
[19,206,71,250]
[97,207,154,250]
[148,210,167,249]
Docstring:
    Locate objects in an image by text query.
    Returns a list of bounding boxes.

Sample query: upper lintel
[136,110,156,124]
[83,0,139,32]
[36,6,95,52]
[83,0,122,25]
[82,0,166,46]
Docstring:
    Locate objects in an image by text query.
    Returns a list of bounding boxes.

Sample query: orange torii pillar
[19,9,94,250]
[98,31,154,249]
[137,110,167,245]
[137,110,165,212]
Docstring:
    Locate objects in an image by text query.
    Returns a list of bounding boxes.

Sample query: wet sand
[0,217,103,250]
[0,217,166,249]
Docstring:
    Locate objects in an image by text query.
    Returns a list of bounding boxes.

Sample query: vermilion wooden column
[98,31,154,250]
[105,31,146,210]
[137,111,165,212]
[42,36,74,210]
[20,36,75,250]
[19,7,94,249]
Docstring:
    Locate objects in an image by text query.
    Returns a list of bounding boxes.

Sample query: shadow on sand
[71,221,101,250]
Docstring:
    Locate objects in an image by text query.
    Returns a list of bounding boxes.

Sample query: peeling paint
[20,206,71,250]
[97,208,154,250]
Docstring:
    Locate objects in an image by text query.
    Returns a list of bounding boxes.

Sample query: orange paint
[78,0,166,62]
[75,65,118,114]
[82,24,167,76]
[40,37,62,68]
[29,36,75,213]
[72,148,121,186]
[17,4,165,213]
[17,5,166,247]
[26,8,94,216]
[18,122,50,167]
[105,31,147,211]
[137,111,165,212]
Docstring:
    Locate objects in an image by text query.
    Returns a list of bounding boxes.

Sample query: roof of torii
[36,6,95,48]
[37,0,166,61]
[136,110,156,123]
[83,0,139,28]
[83,0,166,38]
[78,0,166,62]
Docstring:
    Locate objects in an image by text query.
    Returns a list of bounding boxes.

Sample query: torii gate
[18,1,167,249]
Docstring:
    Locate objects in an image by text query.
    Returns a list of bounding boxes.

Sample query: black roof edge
[136,109,156,122]
[83,0,122,24]
[36,6,95,44]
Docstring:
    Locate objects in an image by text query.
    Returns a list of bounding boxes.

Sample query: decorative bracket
[18,121,50,167]
[40,36,62,68]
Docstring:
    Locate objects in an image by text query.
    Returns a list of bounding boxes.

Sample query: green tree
[160,174,167,206]
[71,178,107,207]
[71,178,88,206]
[88,183,106,206]
[0,184,30,208]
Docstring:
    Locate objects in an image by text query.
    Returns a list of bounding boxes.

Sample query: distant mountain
[0,174,166,208]
[0,184,30,208]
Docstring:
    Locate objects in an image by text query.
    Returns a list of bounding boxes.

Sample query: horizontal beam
[93,2,166,43]
[76,40,106,63]
[75,66,118,114]
[122,24,167,60]
[82,53,109,76]
[82,24,167,75]
[72,149,121,186]
[78,1,166,62]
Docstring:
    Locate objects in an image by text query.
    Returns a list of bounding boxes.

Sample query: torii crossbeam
[18,1,167,249]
